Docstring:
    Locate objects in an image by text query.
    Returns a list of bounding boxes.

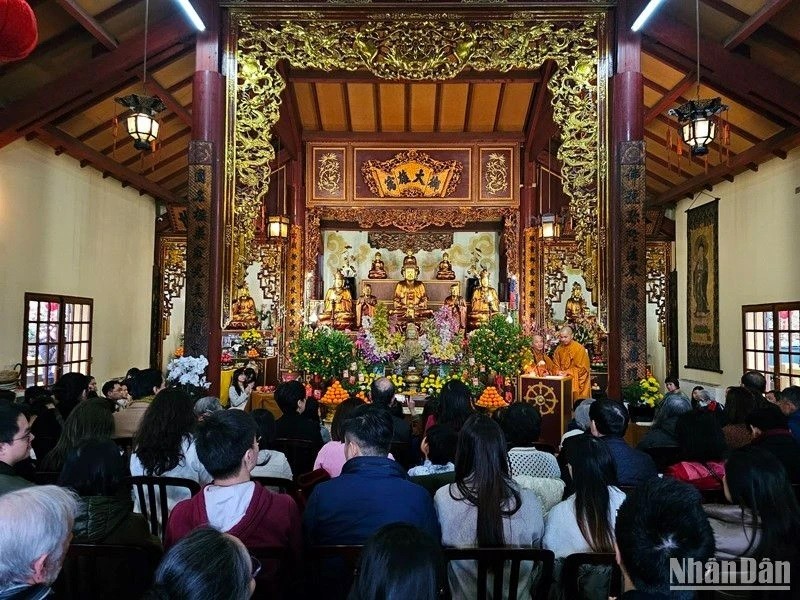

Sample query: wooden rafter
[145,79,192,128]
[723,0,793,49]
[33,125,183,204]
[524,61,557,163]
[287,68,542,84]
[649,126,800,206]
[0,17,193,149]
[302,131,523,143]
[54,0,118,50]
[701,0,800,56]
[646,150,697,180]
[644,73,695,125]
[276,62,303,157]
[641,13,800,127]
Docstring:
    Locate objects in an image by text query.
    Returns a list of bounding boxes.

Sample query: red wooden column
[183,0,224,393]
[607,0,648,398]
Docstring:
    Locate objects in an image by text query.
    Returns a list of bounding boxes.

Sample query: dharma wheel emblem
[524,382,558,416]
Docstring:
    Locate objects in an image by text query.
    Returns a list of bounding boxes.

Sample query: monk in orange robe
[531,334,556,377]
[552,326,592,402]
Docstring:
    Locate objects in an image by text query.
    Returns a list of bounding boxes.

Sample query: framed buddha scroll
[686,200,720,372]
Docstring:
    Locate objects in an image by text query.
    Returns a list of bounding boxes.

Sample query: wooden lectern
[518,375,572,448]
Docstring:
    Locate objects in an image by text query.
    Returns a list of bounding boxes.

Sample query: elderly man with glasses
[0,404,35,496]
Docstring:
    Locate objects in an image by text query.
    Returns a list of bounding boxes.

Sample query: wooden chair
[442,547,555,600]
[112,436,134,460]
[31,470,60,485]
[389,439,413,470]
[296,467,331,504]
[560,552,621,599]
[532,442,558,455]
[642,446,683,472]
[252,476,305,509]
[122,475,201,543]
[249,545,298,600]
[53,543,162,600]
[273,438,322,476]
[307,545,364,600]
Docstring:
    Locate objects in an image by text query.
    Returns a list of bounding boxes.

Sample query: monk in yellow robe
[552,326,592,402]
[531,334,556,377]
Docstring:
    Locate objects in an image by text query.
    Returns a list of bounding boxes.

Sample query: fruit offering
[476,386,508,409]
[321,380,349,406]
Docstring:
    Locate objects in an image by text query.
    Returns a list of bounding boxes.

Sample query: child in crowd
[408,425,457,477]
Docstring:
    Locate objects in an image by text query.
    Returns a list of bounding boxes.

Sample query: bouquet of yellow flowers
[239,329,263,351]
[623,376,663,408]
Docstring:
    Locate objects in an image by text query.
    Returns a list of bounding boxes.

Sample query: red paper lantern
[0,0,38,63]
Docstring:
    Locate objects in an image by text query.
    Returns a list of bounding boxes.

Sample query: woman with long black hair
[434,413,544,599]
[543,434,623,558]
[425,379,475,433]
[130,389,211,511]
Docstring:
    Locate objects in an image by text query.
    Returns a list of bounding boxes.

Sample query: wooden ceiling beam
[302,131,524,142]
[0,17,193,149]
[286,68,542,84]
[274,62,302,158]
[645,150,697,180]
[722,0,794,49]
[119,127,189,166]
[33,125,183,204]
[142,146,187,176]
[641,13,800,127]
[647,169,676,189]
[643,128,709,171]
[54,0,118,51]
[653,114,737,158]
[77,102,191,143]
[644,73,695,125]
[524,61,556,163]
[701,0,800,56]
[145,79,192,128]
[649,126,800,206]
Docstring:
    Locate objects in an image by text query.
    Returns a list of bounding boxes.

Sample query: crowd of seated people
[2,365,800,600]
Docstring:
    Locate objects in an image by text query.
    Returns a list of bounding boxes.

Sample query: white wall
[0,140,156,384]
[675,147,800,390]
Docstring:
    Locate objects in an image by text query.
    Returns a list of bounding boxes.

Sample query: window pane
[766,332,774,352]
[790,310,799,330]
[80,343,88,360]
[28,301,38,321]
[80,324,89,341]
[79,362,88,374]
[64,323,74,343]
[745,312,754,329]
[756,353,765,371]
[745,331,755,350]
[65,303,74,322]
[766,311,774,329]
[745,351,755,369]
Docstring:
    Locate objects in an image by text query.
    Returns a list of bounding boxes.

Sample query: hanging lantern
[114,94,165,151]
[668,98,727,156]
[540,213,559,238]
[267,215,290,240]
[0,0,38,63]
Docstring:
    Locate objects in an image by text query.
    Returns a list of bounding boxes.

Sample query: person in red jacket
[165,410,301,557]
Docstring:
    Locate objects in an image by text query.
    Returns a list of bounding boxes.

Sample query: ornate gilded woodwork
[646,242,671,327]
[159,239,187,340]
[284,224,305,366]
[367,232,454,253]
[228,11,605,294]
[257,244,282,305]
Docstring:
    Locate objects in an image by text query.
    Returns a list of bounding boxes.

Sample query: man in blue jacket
[589,399,657,486]
[303,404,440,545]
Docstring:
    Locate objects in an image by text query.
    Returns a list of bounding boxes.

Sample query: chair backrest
[31,470,60,485]
[389,439,413,470]
[307,545,364,600]
[54,542,162,600]
[274,438,322,475]
[561,552,621,599]
[249,545,297,600]
[532,442,558,455]
[113,436,134,460]
[252,475,305,508]
[122,475,201,542]
[642,446,683,472]
[442,547,555,600]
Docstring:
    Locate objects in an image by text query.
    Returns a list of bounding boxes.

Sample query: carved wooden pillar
[608,0,648,397]
[184,0,224,393]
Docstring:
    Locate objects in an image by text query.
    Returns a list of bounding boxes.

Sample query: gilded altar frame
[220,5,610,354]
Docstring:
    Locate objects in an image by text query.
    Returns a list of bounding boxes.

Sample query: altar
[364,279,461,309]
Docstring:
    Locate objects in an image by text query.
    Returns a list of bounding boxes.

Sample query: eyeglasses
[250,555,262,578]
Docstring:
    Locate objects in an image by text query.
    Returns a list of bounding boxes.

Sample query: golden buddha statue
[319,269,356,330]
[355,282,378,328]
[435,251,456,280]
[229,284,259,329]
[444,281,467,331]
[368,251,387,279]
[565,281,589,323]
[467,269,499,331]
[392,253,432,325]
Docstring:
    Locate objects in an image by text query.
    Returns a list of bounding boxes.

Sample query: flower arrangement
[355,304,401,365]
[239,329,263,352]
[467,315,533,378]
[166,355,210,400]
[622,376,663,407]
[289,326,355,380]
[420,307,464,365]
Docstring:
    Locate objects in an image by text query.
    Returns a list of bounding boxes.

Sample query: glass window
[22,294,93,388]
[743,302,800,392]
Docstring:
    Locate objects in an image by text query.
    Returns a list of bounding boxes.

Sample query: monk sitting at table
[552,325,591,402]
[531,333,556,377]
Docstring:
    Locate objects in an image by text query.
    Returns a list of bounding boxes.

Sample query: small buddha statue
[319,269,356,330]
[229,284,259,329]
[435,251,456,280]
[368,251,388,279]
[392,253,433,326]
[355,282,378,328]
[467,269,499,331]
[396,322,426,373]
[565,281,589,323]
[444,281,467,331]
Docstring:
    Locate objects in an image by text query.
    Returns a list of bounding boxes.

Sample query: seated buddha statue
[435,251,456,280]
[355,282,378,328]
[368,251,387,279]
[319,269,356,330]
[565,281,589,323]
[229,285,259,329]
[392,253,432,326]
[444,281,467,331]
[467,269,500,331]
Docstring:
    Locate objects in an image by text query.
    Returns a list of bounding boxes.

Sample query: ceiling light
[175,0,206,32]
[631,0,666,32]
